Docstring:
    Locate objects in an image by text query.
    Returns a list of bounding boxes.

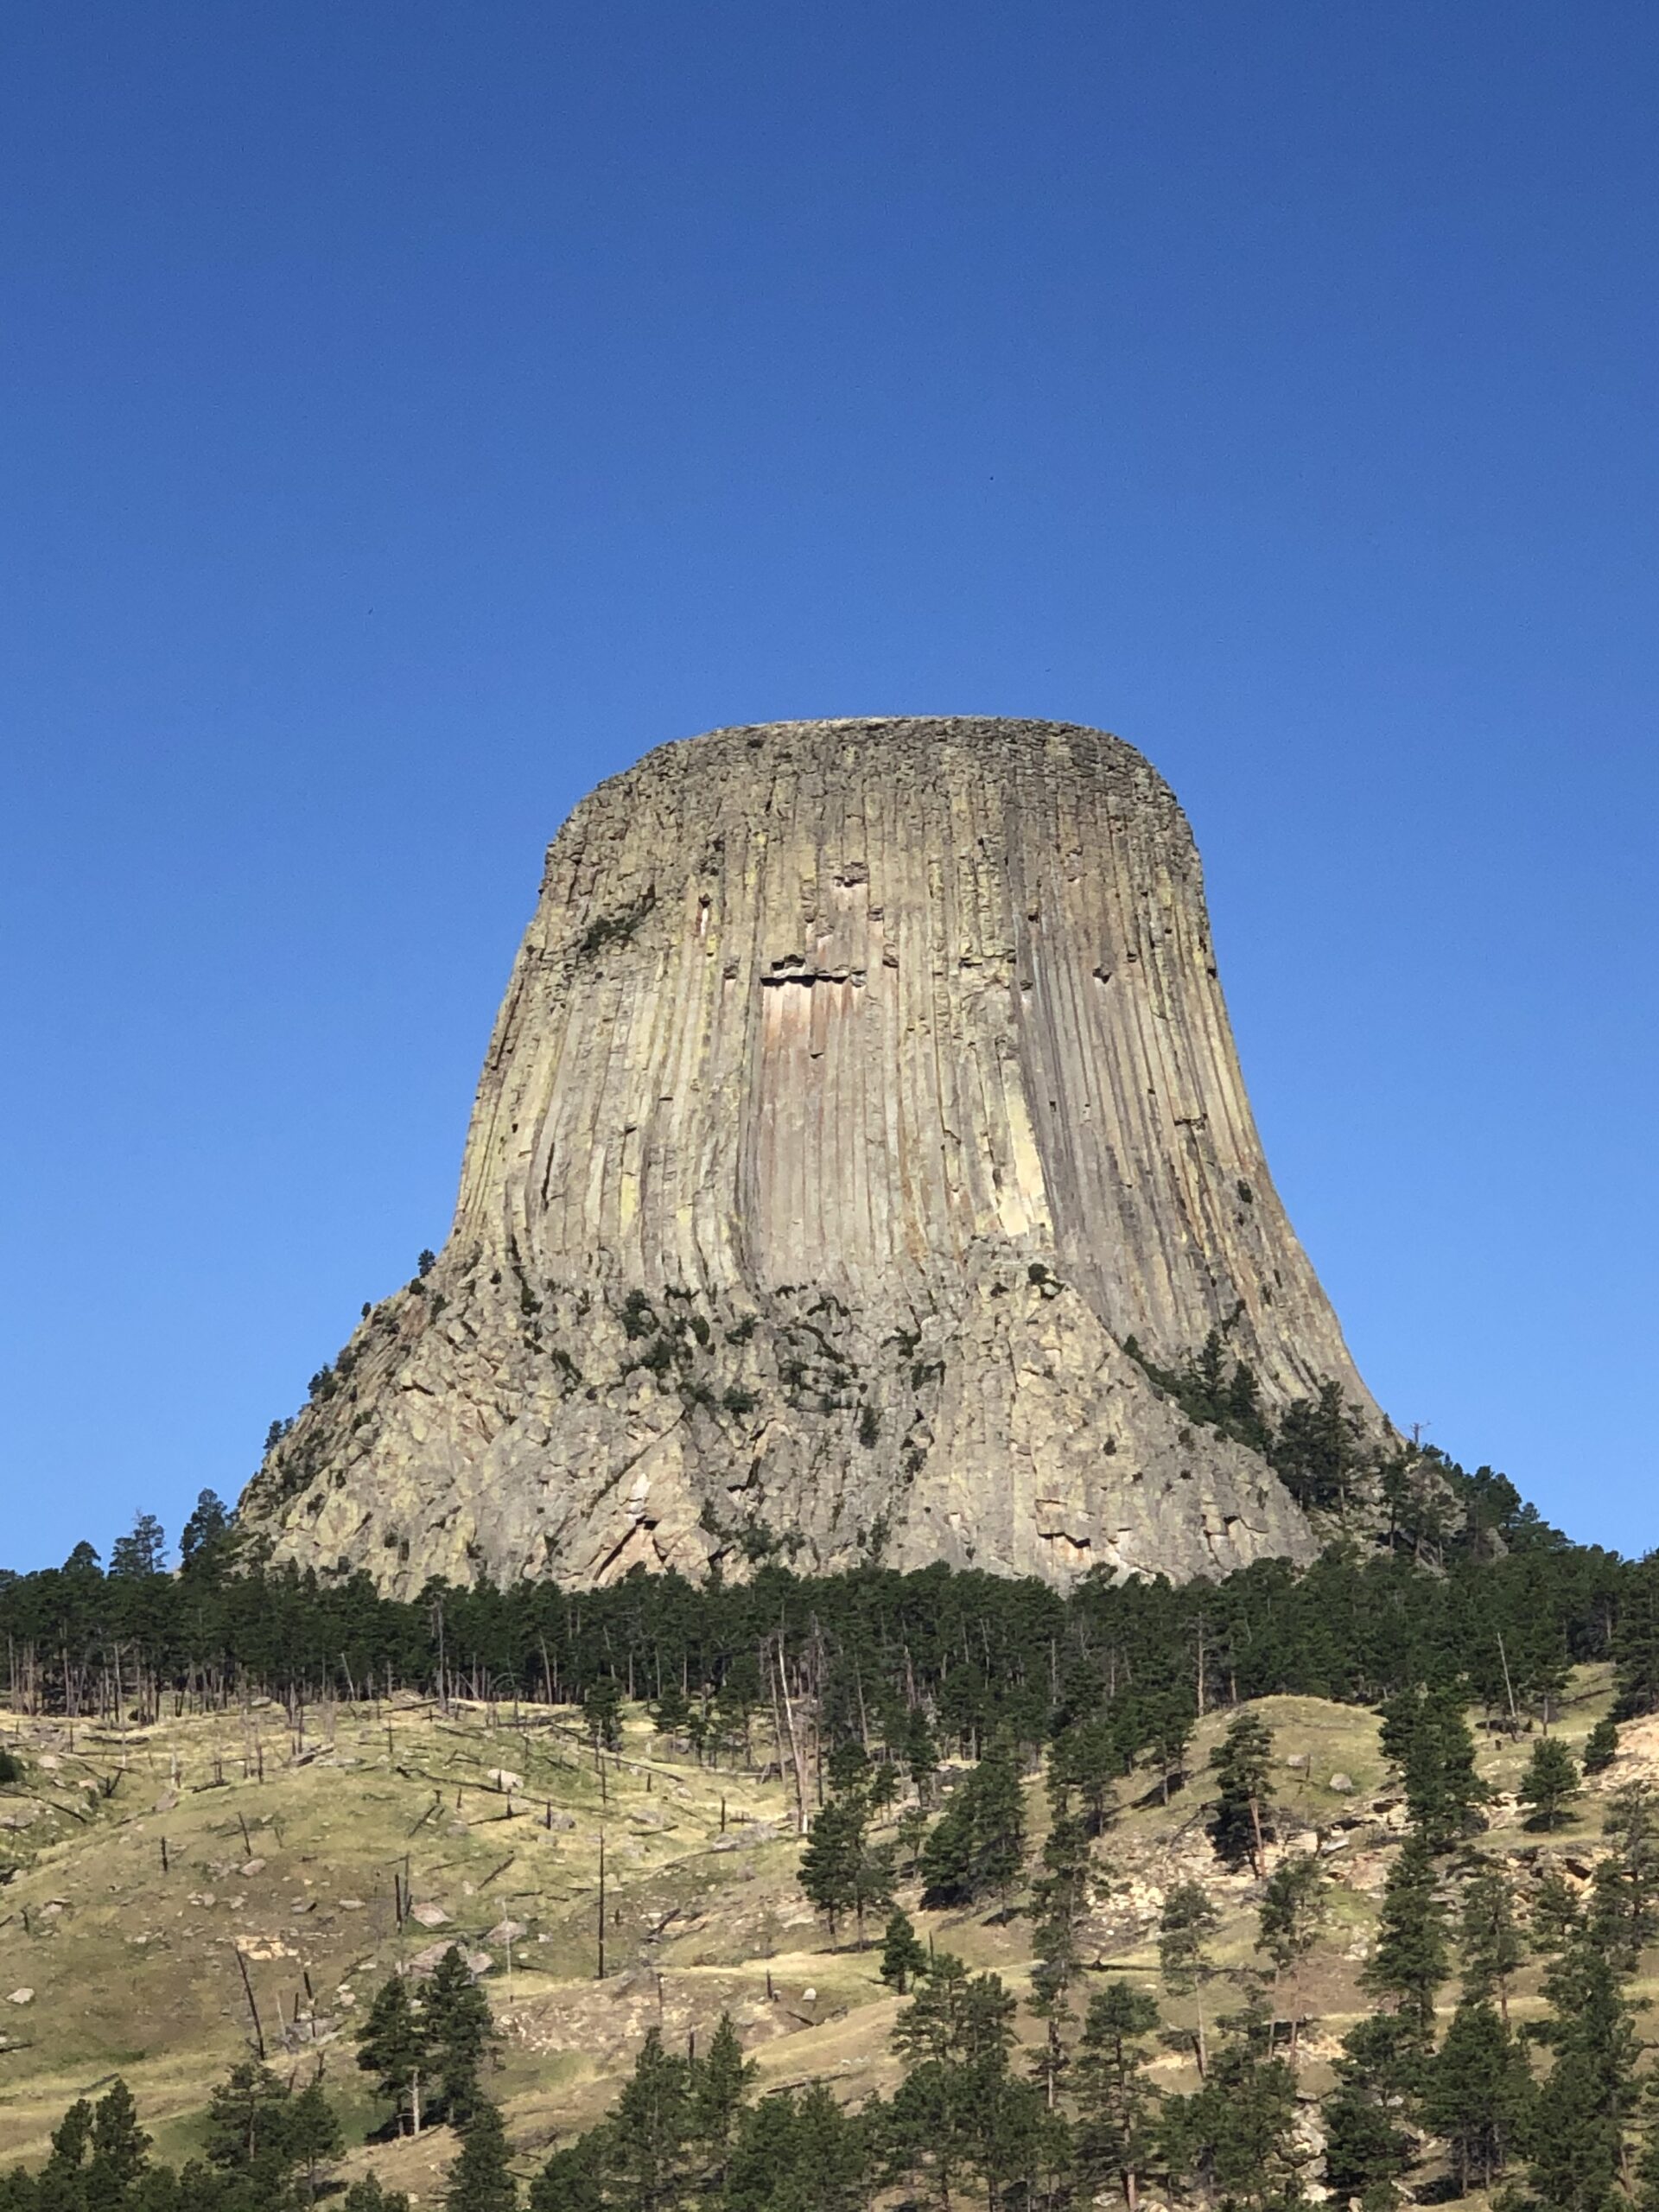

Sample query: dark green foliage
[424,1947,502,2129]
[723,2082,868,2212]
[1072,1981,1162,2209]
[1583,1714,1620,1774]
[1360,1832,1448,2042]
[798,1794,892,1944]
[1158,1879,1221,2075]
[1320,2011,1424,2206]
[1160,2012,1308,2212]
[1459,1857,1524,2016]
[1208,1709,1274,1875]
[1379,1684,1485,1849]
[356,1973,428,2133]
[109,1514,167,1580]
[878,1910,927,1995]
[441,2101,517,2212]
[1256,1852,1327,2042]
[1520,1736,1581,1830]
[1530,1863,1585,1958]
[1421,1999,1529,2195]
[1587,1780,1659,1972]
[356,1951,499,2135]
[0,1748,21,1785]
[918,1731,1027,1907]
[1522,1931,1643,2212]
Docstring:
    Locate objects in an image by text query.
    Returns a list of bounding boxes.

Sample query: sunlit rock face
[241,718,1376,1594]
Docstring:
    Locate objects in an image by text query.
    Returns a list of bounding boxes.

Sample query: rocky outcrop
[240,717,1379,1593]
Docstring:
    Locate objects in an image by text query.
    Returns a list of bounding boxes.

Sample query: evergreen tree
[1208,1710,1274,1876]
[109,1515,167,1580]
[1583,1715,1620,1775]
[798,1794,868,1941]
[285,2080,343,2204]
[86,2080,151,2206]
[1027,1784,1092,2103]
[1523,1931,1643,2212]
[1255,1853,1326,2052]
[968,1731,1027,1905]
[1520,1737,1581,1830]
[1589,1780,1659,1973]
[203,2063,302,2185]
[687,2013,755,2192]
[1319,2012,1423,2209]
[1160,2011,1307,2212]
[442,2101,517,2212]
[878,1909,927,1995]
[1382,1686,1485,1851]
[1421,1998,1529,2196]
[917,1793,976,1908]
[356,1973,427,2134]
[1157,1879,1221,2077]
[528,2132,604,2212]
[722,2084,868,2212]
[1052,1714,1119,1833]
[424,1948,501,2129]
[1459,1856,1524,2020]
[1531,1863,1585,1956]
[1072,1980,1162,2212]
[603,2027,692,2212]
[904,1708,939,1807]
[343,2180,414,2212]
[1360,1832,1448,2043]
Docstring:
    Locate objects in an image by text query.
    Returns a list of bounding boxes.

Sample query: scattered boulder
[1327,1772,1356,1794]
[410,1901,451,1928]
[6,1990,34,2006]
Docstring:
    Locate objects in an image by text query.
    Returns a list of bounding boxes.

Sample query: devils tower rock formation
[241,717,1379,1594]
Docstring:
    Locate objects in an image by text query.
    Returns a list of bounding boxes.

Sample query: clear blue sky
[3,3,1655,1569]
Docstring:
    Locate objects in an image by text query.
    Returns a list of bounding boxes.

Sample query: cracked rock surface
[240,717,1376,1592]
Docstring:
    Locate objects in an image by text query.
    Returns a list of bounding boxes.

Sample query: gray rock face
[240,717,1376,1593]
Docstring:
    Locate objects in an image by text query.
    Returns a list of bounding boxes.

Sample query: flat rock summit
[241,717,1379,1592]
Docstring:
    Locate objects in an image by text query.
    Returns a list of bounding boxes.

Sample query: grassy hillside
[0,1667,1647,2201]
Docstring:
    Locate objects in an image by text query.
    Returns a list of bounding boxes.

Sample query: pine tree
[879,1909,928,1995]
[904,1707,939,1805]
[1382,1686,1485,1851]
[798,1794,867,1939]
[968,1731,1027,1904]
[1520,1736,1581,1830]
[1072,1980,1162,2212]
[286,2079,344,2204]
[1158,1879,1221,2077]
[203,2061,301,2182]
[356,1973,426,2134]
[1421,1999,1529,2195]
[86,2079,151,2205]
[1459,1857,1524,2020]
[688,2012,755,2192]
[1320,2012,1423,2208]
[424,1948,501,2129]
[1208,1710,1274,1876]
[603,2027,692,2212]
[1027,1784,1091,2103]
[1523,1931,1642,2212]
[1531,1863,1584,1957]
[1161,2011,1306,2212]
[1255,1853,1327,2052]
[1584,1713,1620,1773]
[442,2100,518,2212]
[1360,1832,1448,2043]
[343,2181,414,2212]
[1589,1780,1659,1973]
